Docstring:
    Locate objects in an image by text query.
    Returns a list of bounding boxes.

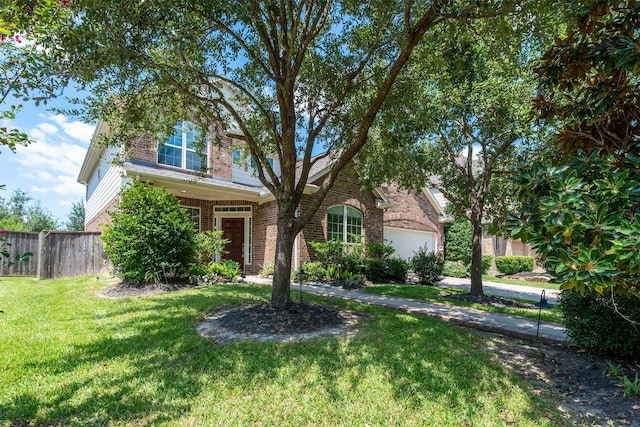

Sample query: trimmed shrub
[343,253,365,275]
[386,257,408,281]
[102,181,196,285]
[560,290,640,358]
[410,247,444,286]
[482,255,493,274]
[495,256,534,275]
[299,261,326,282]
[309,240,345,265]
[365,258,386,282]
[445,219,472,264]
[443,261,467,278]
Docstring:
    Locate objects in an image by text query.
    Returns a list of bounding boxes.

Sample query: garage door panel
[384,228,436,261]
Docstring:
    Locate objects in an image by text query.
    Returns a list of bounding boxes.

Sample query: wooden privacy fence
[0,230,107,279]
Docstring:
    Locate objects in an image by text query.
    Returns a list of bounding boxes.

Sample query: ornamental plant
[509,150,640,297]
[102,181,196,285]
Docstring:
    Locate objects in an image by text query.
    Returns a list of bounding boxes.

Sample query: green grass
[363,284,564,324]
[483,275,561,290]
[0,275,565,426]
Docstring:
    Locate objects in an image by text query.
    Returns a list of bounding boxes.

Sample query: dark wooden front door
[221,218,244,266]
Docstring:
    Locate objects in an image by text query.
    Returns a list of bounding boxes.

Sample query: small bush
[195,230,229,263]
[102,181,196,285]
[309,240,345,265]
[386,257,408,281]
[208,261,240,280]
[299,261,326,282]
[365,258,387,282]
[495,256,534,275]
[443,261,467,278]
[343,253,365,275]
[365,241,395,259]
[482,255,493,274]
[258,261,275,277]
[560,290,640,358]
[410,247,444,285]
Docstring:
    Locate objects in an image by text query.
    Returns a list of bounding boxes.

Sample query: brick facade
[85,197,118,232]
[381,185,444,237]
[126,128,235,181]
[86,127,443,274]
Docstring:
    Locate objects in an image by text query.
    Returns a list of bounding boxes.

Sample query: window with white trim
[327,205,363,243]
[158,121,208,171]
[232,150,274,169]
[183,206,201,231]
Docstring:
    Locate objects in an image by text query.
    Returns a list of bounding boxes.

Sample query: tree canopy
[60,0,525,307]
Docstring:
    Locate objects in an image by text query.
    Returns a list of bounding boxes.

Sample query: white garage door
[384,227,437,261]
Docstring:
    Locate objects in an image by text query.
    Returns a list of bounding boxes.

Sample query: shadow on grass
[1,283,553,425]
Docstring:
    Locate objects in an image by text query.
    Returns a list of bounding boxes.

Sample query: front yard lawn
[1,276,564,426]
[362,284,564,324]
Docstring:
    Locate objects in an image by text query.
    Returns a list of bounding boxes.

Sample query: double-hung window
[327,205,363,243]
[158,121,208,171]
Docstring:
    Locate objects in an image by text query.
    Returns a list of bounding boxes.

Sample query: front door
[221,217,245,266]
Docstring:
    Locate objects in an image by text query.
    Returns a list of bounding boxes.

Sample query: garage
[383,227,437,261]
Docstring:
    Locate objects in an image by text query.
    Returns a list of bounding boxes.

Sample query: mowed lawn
[1,276,564,426]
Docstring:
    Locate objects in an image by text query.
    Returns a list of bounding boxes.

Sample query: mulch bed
[214,302,349,335]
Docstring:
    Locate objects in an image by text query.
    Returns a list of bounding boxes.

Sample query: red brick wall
[85,196,118,232]
[125,127,236,181]
[381,185,444,237]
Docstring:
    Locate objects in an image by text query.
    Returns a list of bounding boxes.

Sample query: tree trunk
[469,215,484,296]
[270,200,297,309]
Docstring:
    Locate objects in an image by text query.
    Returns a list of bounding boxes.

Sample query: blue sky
[0,95,95,225]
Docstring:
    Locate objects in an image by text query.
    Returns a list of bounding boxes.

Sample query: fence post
[37,231,50,279]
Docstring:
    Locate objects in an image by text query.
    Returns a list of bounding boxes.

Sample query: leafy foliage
[194,230,229,263]
[102,181,196,285]
[559,289,640,358]
[494,256,534,275]
[258,261,275,278]
[65,201,85,231]
[298,262,326,282]
[1,1,71,151]
[510,151,640,296]
[445,219,472,265]
[410,247,444,286]
[0,189,59,232]
[443,261,467,278]
[532,0,640,155]
[386,257,409,282]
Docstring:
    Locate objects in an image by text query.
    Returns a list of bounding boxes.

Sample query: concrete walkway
[245,276,568,345]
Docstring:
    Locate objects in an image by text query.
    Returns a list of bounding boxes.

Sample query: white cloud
[48,114,95,143]
[30,174,85,199]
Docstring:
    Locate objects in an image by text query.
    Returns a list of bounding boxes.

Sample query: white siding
[428,188,448,211]
[85,146,124,224]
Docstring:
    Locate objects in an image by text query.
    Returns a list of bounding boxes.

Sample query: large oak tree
[61,0,521,307]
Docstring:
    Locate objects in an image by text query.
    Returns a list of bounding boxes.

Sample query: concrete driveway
[438,276,560,305]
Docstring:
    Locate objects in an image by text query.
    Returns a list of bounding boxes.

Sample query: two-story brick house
[77,120,450,274]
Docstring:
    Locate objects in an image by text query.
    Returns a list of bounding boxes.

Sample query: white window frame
[182,206,201,232]
[327,205,363,243]
[158,121,208,171]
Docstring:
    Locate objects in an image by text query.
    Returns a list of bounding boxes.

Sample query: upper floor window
[158,121,208,171]
[232,150,274,169]
[327,205,363,243]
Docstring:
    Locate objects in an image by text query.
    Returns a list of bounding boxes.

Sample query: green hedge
[443,261,467,278]
[560,290,640,358]
[494,256,534,275]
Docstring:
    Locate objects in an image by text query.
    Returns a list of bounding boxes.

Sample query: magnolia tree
[510,0,640,298]
[60,0,525,308]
